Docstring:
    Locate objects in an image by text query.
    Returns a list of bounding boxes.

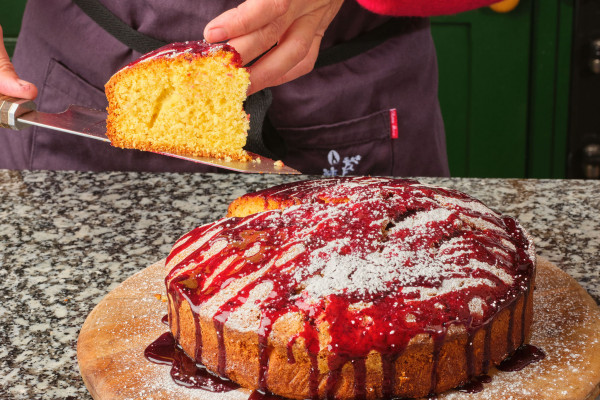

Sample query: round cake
[105,40,250,161]
[164,177,537,399]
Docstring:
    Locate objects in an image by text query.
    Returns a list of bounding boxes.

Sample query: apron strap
[72,0,167,54]
[72,0,415,160]
[73,0,412,68]
[315,18,423,69]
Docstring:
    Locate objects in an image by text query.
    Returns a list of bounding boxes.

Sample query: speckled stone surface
[0,170,598,399]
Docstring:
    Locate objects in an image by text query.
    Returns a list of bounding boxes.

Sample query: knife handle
[0,95,37,130]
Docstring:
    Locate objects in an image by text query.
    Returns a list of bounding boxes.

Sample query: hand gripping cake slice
[164,177,537,399]
[105,41,251,161]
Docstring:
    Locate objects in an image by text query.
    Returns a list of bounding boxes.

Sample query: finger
[204,0,292,43]
[266,34,322,89]
[0,74,38,100]
[268,2,339,87]
[245,11,322,94]
[0,34,37,99]
[227,17,286,66]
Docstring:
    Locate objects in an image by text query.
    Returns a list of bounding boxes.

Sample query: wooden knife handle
[0,95,37,130]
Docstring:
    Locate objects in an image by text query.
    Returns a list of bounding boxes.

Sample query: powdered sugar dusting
[437,259,600,400]
[274,242,305,267]
[468,259,514,285]
[201,254,237,291]
[468,296,485,316]
[197,261,273,318]
[461,214,506,233]
[392,207,455,231]
[78,260,249,400]
[164,176,538,396]
[434,194,501,218]
[82,259,600,400]
[227,281,274,333]
[243,243,261,258]
[168,177,534,330]
[166,221,227,271]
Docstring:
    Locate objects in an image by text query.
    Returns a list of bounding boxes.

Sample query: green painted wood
[432,23,471,177]
[0,0,27,58]
[527,1,559,178]
[527,0,573,178]
[432,0,573,178]
[432,1,533,178]
[551,0,573,178]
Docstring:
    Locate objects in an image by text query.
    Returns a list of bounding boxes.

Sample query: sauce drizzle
[159,177,537,398]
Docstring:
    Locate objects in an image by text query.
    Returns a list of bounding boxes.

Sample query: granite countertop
[0,170,598,399]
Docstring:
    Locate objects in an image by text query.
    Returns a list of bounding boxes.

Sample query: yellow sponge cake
[105,41,250,161]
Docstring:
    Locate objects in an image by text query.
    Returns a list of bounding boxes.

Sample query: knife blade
[0,95,300,175]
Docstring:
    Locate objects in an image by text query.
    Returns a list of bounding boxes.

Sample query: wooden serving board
[77,258,600,400]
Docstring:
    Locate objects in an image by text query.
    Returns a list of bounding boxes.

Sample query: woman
[0,0,495,175]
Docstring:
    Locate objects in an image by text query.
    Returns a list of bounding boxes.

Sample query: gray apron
[0,0,449,177]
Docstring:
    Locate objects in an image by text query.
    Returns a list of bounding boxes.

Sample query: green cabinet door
[432,2,533,178]
[432,0,572,178]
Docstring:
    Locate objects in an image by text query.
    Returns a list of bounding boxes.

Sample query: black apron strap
[73,0,414,68]
[315,18,422,69]
[244,88,278,158]
[72,0,167,54]
[73,0,414,159]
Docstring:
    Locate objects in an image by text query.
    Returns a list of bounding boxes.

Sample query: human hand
[204,0,344,95]
[0,25,37,99]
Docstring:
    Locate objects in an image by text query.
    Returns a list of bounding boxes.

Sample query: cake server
[0,95,300,175]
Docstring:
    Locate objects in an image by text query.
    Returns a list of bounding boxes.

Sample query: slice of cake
[105,41,251,161]
[164,177,537,399]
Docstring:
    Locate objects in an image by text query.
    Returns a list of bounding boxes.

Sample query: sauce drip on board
[144,332,238,392]
[145,332,545,397]
[455,374,492,394]
[497,344,546,372]
[159,177,537,398]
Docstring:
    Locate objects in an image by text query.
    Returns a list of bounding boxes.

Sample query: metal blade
[17,105,300,174]
[18,105,109,142]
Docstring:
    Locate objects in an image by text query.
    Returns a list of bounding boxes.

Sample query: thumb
[0,25,37,99]
[0,64,38,100]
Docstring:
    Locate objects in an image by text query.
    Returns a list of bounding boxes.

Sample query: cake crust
[165,177,537,399]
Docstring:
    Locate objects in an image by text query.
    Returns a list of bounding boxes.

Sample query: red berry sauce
[154,177,538,398]
[121,40,243,71]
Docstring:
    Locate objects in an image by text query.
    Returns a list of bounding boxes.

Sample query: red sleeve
[355,0,499,16]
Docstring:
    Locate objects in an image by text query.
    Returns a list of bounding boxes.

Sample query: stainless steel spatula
[0,95,300,174]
